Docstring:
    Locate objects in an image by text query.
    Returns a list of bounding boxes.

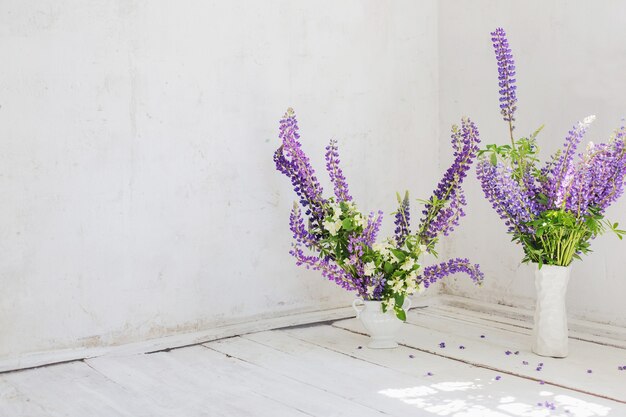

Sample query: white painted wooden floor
[2,298,626,416]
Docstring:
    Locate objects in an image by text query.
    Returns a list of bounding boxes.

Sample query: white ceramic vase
[532,264,571,358]
[352,299,411,349]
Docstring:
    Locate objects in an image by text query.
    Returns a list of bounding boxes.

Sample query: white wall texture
[0,1,440,358]
[439,0,626,326]
[4,0,625,360]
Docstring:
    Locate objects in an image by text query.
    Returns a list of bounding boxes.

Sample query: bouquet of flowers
[274,108,483,320]
[477,28,626,268]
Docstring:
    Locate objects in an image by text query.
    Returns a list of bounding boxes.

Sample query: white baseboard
[0,306,354,373]
[4,292,623,373]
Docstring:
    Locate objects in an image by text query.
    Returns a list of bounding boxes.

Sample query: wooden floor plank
[334,308,626,402]
[209,330,621,416]
[135,345,385,417]
[424,304,626,349]
[0,377,52,417]
[283,324,625,415]
[437,295,626,343]
[3,297,626,416]
[86,346,315,417]
[0,362,158,417]
[207,333,431,415]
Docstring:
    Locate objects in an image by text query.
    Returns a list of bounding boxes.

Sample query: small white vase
[352,299,411,349]
[532,264,571,358]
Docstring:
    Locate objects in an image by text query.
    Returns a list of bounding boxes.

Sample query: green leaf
[394,294,405,309]
[395,308,407,321]
[384,262,394,275]
[390,249,407,262]
[490,153,498,166]
[342,218,354,231]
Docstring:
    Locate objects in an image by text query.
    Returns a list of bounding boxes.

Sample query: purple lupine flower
[544,116,595,208]
[290,246,354,290]
[274,108,484,308]
[362,210,384,246]
[491,28,517,126]
[289,203,317,248]
[583,127,626,213]
[276,108,326,223]
[476,159,537,233]
[419,118,481,244]
[325,139,352,202]
[418,258,484,288]
[394,192,411,247]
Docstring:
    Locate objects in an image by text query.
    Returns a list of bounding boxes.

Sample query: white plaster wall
[0,1,440,357]
[438,0,626,326]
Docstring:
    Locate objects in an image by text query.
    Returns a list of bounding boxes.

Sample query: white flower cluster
[322,201,366,236]
[371,239,422,296]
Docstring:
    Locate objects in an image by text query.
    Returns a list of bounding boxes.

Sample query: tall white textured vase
[532,264,571,358]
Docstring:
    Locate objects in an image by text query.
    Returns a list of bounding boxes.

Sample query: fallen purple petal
[495,375,501,381]
[426,372,433,376]
[505,350,512,355]
[587,369,593,374]
[409,354,415,359]
[439,342,446,348]
[459,345,465,350]
[522,361,529,365]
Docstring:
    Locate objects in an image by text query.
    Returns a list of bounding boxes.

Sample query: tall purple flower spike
[274,108,484,299]
[419,118,481,245]
[491,28,517,127]
[476,160,537,234]
[325,139,353,202]
[566,125,626,216]
[289,203,318,248]
[274,108,326,224]
[394,192,411,247]
[546,116,596,208]
[419,258,484,288]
